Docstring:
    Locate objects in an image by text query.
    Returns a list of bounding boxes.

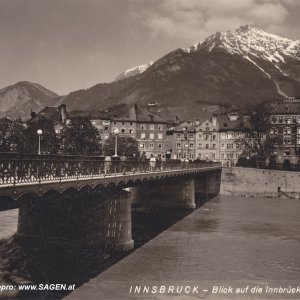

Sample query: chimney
[58,104,68,124]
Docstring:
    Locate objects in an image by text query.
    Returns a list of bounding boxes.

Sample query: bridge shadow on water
[0,193,215,299]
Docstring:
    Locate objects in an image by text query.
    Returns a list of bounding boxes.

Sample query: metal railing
[0,153,221,186]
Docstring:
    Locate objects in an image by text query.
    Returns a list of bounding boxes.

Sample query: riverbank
[221,167,300,198]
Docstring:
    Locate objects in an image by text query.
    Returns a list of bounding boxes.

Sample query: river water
[1,195,300,299]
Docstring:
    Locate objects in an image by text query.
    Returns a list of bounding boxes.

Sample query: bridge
[0,153,222,251]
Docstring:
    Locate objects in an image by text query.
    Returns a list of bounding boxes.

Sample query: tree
[22,117,59,154]
[60,116,100,155]
[237,103,281,160]
[103,135,139,158]
[0,118,26,152]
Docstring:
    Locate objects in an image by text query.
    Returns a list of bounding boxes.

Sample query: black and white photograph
[0,0,300,299]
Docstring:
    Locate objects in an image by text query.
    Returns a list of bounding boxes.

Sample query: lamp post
[113,128,119,157]
[37,129,43,155]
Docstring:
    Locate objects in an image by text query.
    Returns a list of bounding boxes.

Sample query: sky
[0,0,300,95]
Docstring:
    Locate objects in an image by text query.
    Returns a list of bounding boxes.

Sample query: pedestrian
[140,152,147,172]
[120,153,127,174]
[104,155,112,175]
[156,154,162,171]
[150,154,156,171]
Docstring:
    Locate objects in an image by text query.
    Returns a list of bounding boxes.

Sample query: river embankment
[221,167,300,198]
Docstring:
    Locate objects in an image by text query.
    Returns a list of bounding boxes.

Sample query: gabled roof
[217,114,244,132]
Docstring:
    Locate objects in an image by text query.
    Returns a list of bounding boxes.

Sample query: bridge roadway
[0,153,221,201]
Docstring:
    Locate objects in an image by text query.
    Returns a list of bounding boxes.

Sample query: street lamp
[113,128,119,157]
[37,129,43,155]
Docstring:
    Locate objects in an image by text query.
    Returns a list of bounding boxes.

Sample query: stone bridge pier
[16,187,134,252]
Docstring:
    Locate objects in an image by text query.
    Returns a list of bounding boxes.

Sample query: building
[135,107,167,158]
[195,115,219,161]
[269,97,300,165]
[171,121,196,160]
[218,111,244,167]
[29,104,68,134]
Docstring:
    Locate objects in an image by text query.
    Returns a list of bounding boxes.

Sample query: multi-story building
[135,111,167,158]
[218,111,244,167]
[171,121,196,160]
[269,97,300,165]
[195,115,219,161]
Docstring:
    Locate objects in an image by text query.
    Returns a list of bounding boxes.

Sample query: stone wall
[221,167,300,198]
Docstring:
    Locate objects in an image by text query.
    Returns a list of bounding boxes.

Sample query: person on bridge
[140,152,148,172]
[150,154,156,171]
[120,153,127,175]
[104,155,112,175]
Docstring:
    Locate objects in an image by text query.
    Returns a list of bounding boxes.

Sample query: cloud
[135,0,293,44]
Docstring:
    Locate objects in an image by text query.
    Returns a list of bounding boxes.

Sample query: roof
[217,114,244,132]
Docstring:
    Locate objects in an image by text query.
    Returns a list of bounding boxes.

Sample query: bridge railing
[0,153,221,186]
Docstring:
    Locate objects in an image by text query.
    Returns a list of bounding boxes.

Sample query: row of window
[271,115,300,124]
[140,133,164,140]
[220,153,240,159]
[221,143,241,149]
[140,143,164,149]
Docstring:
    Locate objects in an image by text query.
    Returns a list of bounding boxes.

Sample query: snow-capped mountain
[56,25,300,119]
[114,62,153,81]
[183,24,300,97]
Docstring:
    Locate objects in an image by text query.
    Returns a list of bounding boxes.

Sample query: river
[1,195,300,299]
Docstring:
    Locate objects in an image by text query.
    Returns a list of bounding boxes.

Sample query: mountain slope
[0,81,58,120]
[46,26,300,119]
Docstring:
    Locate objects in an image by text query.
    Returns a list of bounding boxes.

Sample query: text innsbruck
[128,284,300,295]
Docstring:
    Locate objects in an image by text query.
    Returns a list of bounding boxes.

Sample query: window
[271,116,277,124]
[284,106,289,112]
[198,143,202,149]
[104,126,109,131]
[130,122,133,125]
[140,143,145,149]
[149,143,154,149]
[283,139,291,145]
[221,143,225,148]
[129,129,134,134]
[177,143,181,149]
[227,144,233,149]
[122,122,125,125]
[184,133,188,140]
[189,134,194,139]
[283,127,291,135]
[212,144,216,149]
[158,125,163,131]
[149,125,155,130]
[113,121,117,125]
[198,134,202,139]
[141,124,146,130]
[190,153,194,159]
[221,153,225,159]
[121,128,126,133]
[205,144,209,149]
[158,144,163,149]
[212,135,216,140]
[279,117,283,124]
[212,153,216,159]
[158,133,163,140]
[141,133,146,139]
[284,149,291,156]
[189,143,194,148]
[177,134,181,139]
[205,127,210,131]
[235,143,240,149]
[198,153,202,159]
[236,153,240,159]
[292,116,297,124]
[149,133,154,139]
